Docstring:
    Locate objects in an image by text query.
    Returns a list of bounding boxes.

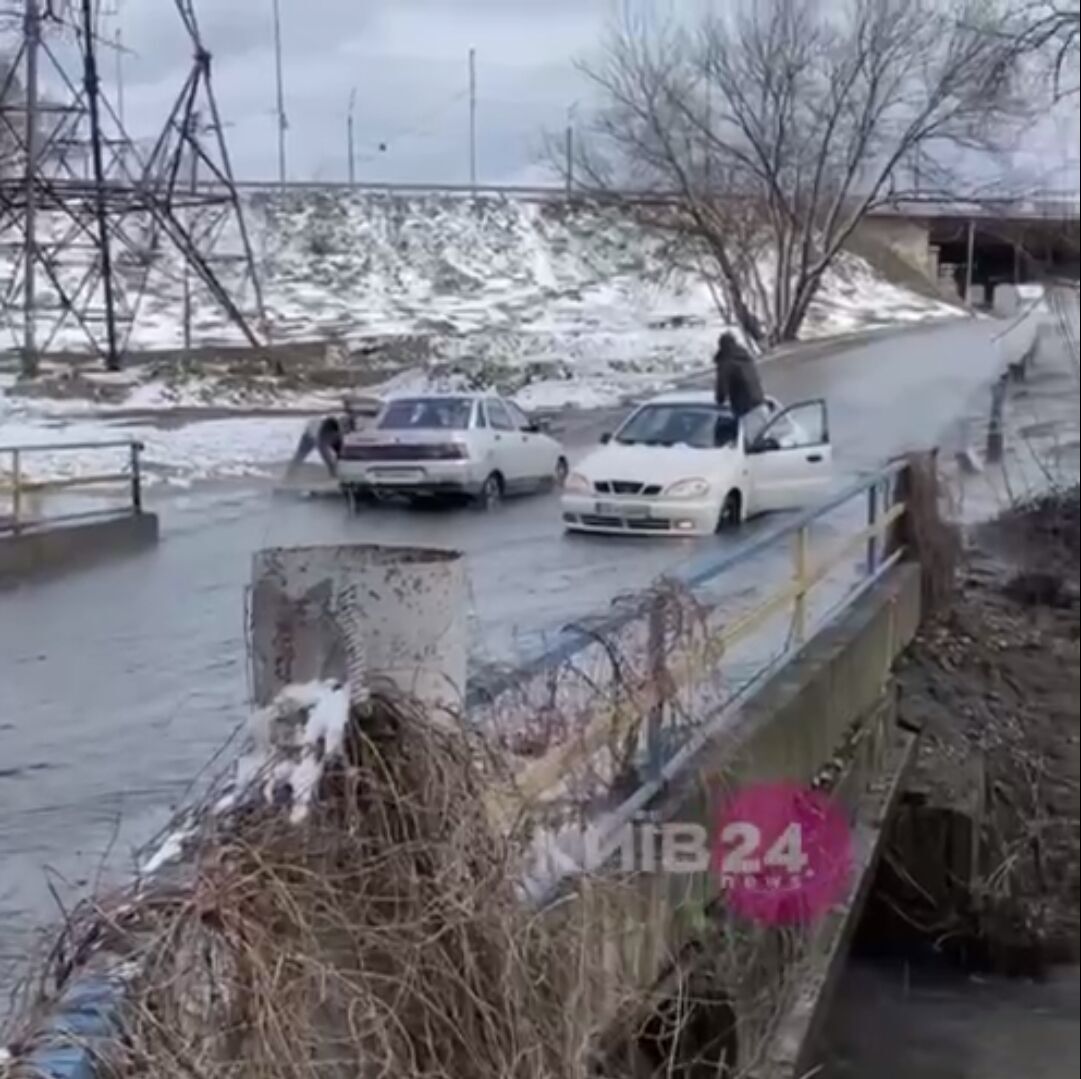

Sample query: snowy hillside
[2,193,957,410]
[0,193,962,489]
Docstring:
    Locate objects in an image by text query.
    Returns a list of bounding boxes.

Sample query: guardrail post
[129,441,143,514]
[11,449,21,532]
[793,525,808,642]
[866,480,879,573]
[986,376,1007,465]
[646,593,667,779]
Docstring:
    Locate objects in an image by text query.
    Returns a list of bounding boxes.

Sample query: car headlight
[563,471,592,494]
[664,477,710,499]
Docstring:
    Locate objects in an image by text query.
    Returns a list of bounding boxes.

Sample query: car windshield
[614,403,736,448]
[378,397,473,431]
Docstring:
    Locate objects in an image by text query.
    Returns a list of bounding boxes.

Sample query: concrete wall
[851,216,936,280]
[553,561,923,1071]
[0,512,160,586]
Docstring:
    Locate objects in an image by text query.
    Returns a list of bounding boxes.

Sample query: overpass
[851,194,1080,304]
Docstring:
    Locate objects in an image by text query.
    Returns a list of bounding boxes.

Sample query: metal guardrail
[204,177,1080,214]
[0,438,145,534]
[488,297,1046,819]
[475,459,910,823]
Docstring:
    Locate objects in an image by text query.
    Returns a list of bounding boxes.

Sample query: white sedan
[560,392,832,535]
[338,393,568,508]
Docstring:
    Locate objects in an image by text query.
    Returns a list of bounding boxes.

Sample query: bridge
[853,194,1080,306]
[1,306,1051,1077]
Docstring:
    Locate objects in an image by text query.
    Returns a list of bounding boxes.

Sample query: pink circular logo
[712,781,851,926]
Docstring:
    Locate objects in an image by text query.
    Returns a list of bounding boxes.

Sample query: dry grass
[2,671,816,1079]
[6,698,606,1079]
[883,485,1080,973]
[116,701,600,1079]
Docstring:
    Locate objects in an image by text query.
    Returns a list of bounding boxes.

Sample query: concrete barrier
[993,292,1045,369]
[545,561,923,1072]
[0,513,159,587]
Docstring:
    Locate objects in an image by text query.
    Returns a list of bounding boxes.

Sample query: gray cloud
[26,0,1080,191]
[112,0,608,183]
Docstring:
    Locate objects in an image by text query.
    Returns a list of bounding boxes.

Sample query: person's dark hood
[716,335,750,361]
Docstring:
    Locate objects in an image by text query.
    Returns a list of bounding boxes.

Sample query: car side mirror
[749,437,780,454]
[600,432,612,444]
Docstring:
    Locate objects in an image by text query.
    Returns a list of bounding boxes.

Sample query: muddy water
[821,960,1080,1078]
[0,314,1065,1015]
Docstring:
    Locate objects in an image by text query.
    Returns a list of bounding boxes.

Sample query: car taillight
[433,443,467,459]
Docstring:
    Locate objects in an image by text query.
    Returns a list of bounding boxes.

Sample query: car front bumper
[560,492,718,536]
[337,459,482,496]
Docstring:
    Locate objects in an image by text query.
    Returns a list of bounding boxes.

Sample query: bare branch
[571,0,1029,344]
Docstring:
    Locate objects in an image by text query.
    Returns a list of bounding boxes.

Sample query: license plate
[596,500,650,518]
[372,468,424,483]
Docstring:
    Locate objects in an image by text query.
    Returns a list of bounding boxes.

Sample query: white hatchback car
[338,393,568,507]
[561,392,832,535]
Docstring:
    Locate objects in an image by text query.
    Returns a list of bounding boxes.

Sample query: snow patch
[141,826,195,876]
[236,680,352,824]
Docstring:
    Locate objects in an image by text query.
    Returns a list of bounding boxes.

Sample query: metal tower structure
[0,0,266,376]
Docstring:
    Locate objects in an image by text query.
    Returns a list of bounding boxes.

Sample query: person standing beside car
[713,331,771,443]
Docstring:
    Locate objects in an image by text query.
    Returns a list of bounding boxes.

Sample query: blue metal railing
[467,459,907,709]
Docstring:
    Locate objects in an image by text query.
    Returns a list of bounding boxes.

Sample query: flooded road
[0,315,1040,995]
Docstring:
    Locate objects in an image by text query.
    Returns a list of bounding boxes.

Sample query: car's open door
[746,398,832,513]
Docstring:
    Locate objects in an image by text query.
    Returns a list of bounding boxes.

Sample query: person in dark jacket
[714,330,777,443]
[713,331,765,416]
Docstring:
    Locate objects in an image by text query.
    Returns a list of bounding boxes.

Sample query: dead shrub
[11,698,604,1079]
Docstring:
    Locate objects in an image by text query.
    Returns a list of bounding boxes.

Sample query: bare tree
[572,0,1024,346]
[1005,1,1079,99]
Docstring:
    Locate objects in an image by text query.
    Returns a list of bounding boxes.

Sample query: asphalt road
[0,314,1024,996]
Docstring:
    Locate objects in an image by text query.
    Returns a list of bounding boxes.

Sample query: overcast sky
[32,0,1081,191]
[109,0,618,185]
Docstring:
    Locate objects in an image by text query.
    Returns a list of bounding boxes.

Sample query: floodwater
[0,313,1062,1005]
[821,960,1080,1078]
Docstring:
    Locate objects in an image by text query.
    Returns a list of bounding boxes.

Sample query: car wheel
[475,472,504,511]
[553,456,569,488]
[716,490,743,532]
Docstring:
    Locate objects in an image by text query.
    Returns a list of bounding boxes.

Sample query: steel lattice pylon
[0,0,266,374]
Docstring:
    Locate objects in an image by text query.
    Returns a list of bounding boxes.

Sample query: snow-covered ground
[1,193,959,489]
